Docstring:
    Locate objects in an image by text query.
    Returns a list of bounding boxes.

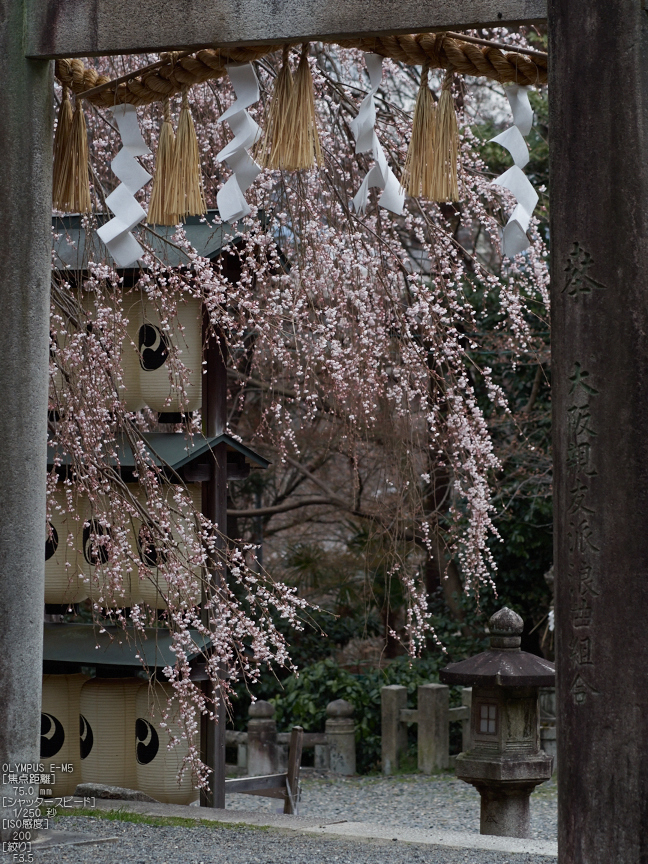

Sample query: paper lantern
[84,490,142,609]
[45,486,89,606]
[136,484,202,610]
[49,284,85,415]
[82,289,145,412]
[135,682,198,805]
[79,678,141,789]
[40,674,89,796]
[121,293,146,412]
[138,296,202,413]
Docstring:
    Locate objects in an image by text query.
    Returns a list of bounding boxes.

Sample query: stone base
[455,750,553,783]
[455,751,553,839]
[473,779,543,838]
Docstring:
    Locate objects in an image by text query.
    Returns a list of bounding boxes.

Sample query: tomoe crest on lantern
[136,717,160,764]
[137,521,167,567]
[83,519,111,566]
[139,324,170,371]
[79,713,94,759]
[45,522,58,561]
[40,712,65,758]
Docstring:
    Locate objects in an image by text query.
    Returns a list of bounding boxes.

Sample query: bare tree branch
[523,364,544,413]
[228,496,338,517]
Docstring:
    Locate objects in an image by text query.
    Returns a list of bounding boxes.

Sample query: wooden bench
[224,726,303,814]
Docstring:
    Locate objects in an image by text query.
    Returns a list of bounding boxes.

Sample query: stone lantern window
[478,702,498,735]
[440,607,555,839]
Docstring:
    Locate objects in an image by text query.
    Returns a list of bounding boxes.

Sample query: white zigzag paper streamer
[216,63,262,223]
[350,54,404,216]
[96,104,152,268]
[490,85,538,258]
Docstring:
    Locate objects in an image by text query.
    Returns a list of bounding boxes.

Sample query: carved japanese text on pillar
[566,360,600,705]
[563,242,606,705]
[562,242,606,300]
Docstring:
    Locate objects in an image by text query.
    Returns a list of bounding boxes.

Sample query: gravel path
[34,815,556,864]
[31,773,557,864]
[226,772,558,841]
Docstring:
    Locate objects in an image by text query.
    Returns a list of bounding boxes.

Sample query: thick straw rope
[55,33,546,107]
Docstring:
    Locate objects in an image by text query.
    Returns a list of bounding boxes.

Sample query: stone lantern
[439,607,555,839]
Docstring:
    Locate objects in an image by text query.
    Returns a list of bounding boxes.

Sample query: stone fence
[381,684,473,774]
[225,698,356,776]
[228,683,556,778]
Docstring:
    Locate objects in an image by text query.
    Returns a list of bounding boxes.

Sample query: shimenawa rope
[54,32,546,108]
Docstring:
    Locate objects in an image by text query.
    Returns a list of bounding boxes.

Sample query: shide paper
[490,85,538,258]
[216,63,262,223]
[96,104,152,268]
[350,54,404,216]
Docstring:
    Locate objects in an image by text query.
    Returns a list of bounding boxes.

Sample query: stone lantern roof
[440,608,555,688]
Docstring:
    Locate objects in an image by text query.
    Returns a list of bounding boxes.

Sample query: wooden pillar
[0,0,52,841]
[381,684,407,774]
[417,683,449,773]
[549,2,648,860]
[283,726,304,815]
[200,321,228,808]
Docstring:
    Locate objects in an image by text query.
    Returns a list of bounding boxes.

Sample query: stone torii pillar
[549,2,648,862]
[0,0,52,842]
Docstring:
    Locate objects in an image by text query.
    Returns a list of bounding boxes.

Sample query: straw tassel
[431,72,459,203]
[258,45,295,169]
[170,90,206,219]
[148,99,178,226]
[402,62,436,199]
[69,97,92,213]
[53,91,91,213]
[287,43,321,170]
[53,87,74,210]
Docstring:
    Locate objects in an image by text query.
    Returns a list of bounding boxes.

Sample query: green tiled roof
[53,210,241,270]
[44,622,210,668]
[47,432,270,472]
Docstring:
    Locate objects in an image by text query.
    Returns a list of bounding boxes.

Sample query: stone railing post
[381,685,407,774]
[225,730,249,770]
[325,699,356,775]
[237,740,248,770]
[247,700,278,776]
[417,683,449,773]
[461,687,472,753]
